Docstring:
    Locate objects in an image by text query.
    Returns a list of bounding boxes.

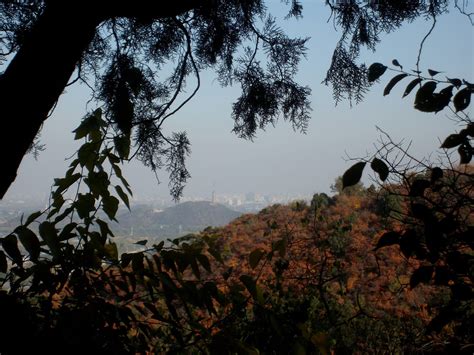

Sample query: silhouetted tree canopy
[0,0,452,199]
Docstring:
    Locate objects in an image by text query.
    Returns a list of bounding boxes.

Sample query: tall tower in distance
[211,190,216,204]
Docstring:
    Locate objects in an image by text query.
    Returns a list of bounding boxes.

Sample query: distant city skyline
[2,2,473,204]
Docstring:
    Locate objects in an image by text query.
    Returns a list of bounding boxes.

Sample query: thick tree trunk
[0,4,101,199]
[0,1,199,199]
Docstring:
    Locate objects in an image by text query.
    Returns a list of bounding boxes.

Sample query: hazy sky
[3,2,473,203]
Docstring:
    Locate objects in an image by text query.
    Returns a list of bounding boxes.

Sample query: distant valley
[112,201,242,241]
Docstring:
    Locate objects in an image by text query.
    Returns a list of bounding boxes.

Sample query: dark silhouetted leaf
[453,87,471,112]
[17,227,40,261]
[430,167,443,184]
[135,239,148,246]
[411,203,432,220]
[428,69,441,77]
[39,221,60,257]
[458,143,472,164]
[410,265,434,288]
[249,249,264,269]
[440,134,464,149]
[451,283,473,301]
[24,211,42,226]
[427,308,453,332]
[0,251,7,273]
[197,254,211,273]
[414,81,437,112]
[368,63,387,82]
[114,185,130,209]
[392,59,402,69]
[371,158,389,181]
[1,234,22,266]
[402,78,423,98]
[375,231,400,249]
[383,73,408,96]
[410,179,430,197]
[342,162,366,189]
[75,193,96,219]
[434,266,453,285]
[102,195,119,220]
[447,77,462,88]
[114,135,131,160]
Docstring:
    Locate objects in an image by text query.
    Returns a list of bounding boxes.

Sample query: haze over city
[3,1,472,204]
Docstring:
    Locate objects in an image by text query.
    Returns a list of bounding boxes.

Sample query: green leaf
[375,231,401,250]
[367,63,387,82]
[102,195,119,220]
[114,185,130,210]
[370,158,389,181]
[0,251,7,273]
[383,73,408,96]
[114,135,130,160]
[410,265,434,288]
[17,227,40,261]
[342,162,366,189]
[104,242,118,261]
[440,134,464,149]
[402,78,423,98]
[249,249,264,269]
[239,274,264,304]
[1,235,22,266]
[453,87,471,112]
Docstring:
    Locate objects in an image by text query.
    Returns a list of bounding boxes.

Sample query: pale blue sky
[4,2,473,202]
